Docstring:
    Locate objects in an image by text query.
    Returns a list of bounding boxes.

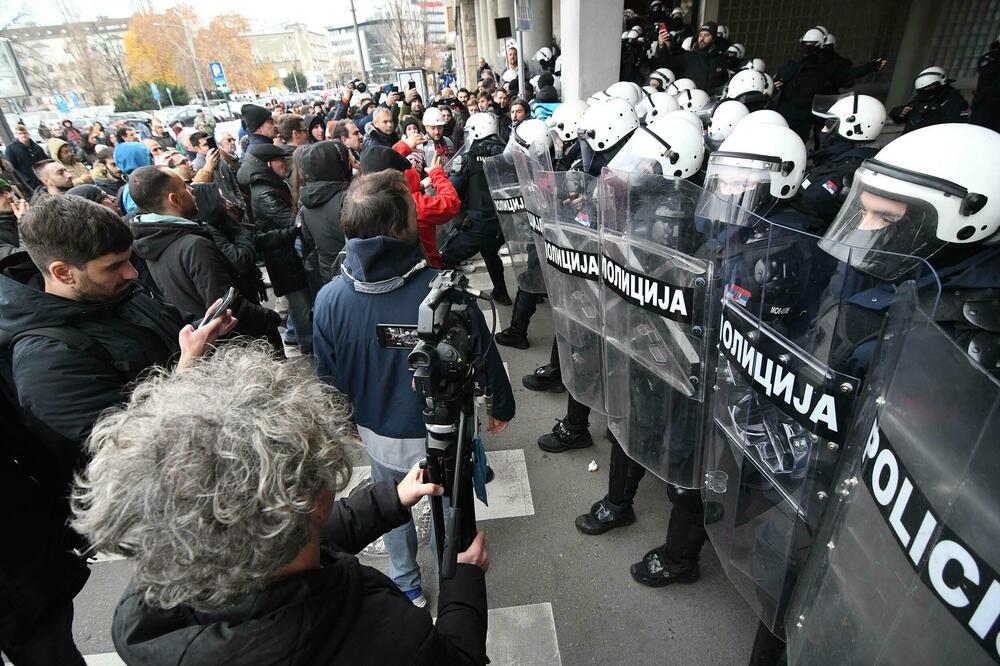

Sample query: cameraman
[71,344,491,665]
[312,169,514,608]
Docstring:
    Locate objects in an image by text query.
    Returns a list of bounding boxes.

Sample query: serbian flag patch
[726,283,751,307]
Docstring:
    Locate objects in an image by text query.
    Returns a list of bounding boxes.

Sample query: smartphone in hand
[198,287,236,329]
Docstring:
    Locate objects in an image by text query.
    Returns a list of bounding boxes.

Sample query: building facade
[246,23,336,90]
[0,18,130,111]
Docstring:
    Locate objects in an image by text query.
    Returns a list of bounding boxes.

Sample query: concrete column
[498,0,515,28]
[887,0,943,107]
[552,0,561,48]
[485,0,499,65]
[475,0,488,66]
[461,0,480,87]
[560,0,624,101]
[522,0,553,63]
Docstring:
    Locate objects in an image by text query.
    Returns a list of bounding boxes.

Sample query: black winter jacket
[237,154,308,296]
[449,137,506,224]
[130,214,281,342]
[654,46,729,93]
[4,140,45,192]
[191,184,266,303]
[111,481,489,666]
[0,252,184,476]
[889,84,970,134]
[0,213,18,259]
[299,181,349,291]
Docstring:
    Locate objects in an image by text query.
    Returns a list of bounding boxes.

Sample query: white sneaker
[404,588,428,608]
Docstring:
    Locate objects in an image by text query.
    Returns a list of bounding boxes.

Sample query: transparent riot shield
[537,168,607,412]
[511,149,554,294]
[600,167,719,488]
[483,153,547,293]
[785,297,1000,665]
[701,208,943,639]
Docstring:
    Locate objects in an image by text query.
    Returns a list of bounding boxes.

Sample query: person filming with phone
[0,194,238,664]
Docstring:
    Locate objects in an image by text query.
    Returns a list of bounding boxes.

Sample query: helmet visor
[819,166,944,280]
[696,155,776,226]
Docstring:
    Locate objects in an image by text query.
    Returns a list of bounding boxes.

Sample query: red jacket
[394,141,461,268]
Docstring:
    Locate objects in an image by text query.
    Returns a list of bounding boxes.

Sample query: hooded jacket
[304,113,325,143]
[0,252,184,471]
[47,138,92,186]
[296,142,353,291]
[131,213,280,342]
[237,154,308,296]
[313,236,514,472]
[110,481,488,666]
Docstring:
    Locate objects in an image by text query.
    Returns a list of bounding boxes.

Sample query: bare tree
[379,0,429,70]
[95,31,131,95]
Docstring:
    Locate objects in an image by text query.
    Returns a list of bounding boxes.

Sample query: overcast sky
[12,0,381,32]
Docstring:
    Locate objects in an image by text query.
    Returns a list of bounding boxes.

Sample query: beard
[74,271,131,303]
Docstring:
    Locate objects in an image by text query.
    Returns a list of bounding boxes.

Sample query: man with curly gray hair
[72,344,491,665]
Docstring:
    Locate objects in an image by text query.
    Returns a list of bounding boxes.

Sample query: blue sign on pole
[54,94,69,113]
[209,61,228,90]
[70,91,81,108]
[150,82,161,102]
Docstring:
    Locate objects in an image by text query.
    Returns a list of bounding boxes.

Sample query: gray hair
[71,343,354,612]
[373,107,392,122]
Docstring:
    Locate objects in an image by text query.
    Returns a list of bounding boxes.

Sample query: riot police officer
[889,66,970,133]
[970,36,1000,131]
[494,119,556,349]
[441,113,512,304]
[802,93,886,223]
[535,97,640,450]
[775,28,886,144]
[749,121,1000,666]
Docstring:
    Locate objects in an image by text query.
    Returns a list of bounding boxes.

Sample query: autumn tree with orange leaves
[124,6,273,98]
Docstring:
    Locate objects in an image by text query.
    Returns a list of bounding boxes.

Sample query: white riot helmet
[717,24,730,39]
[548,99,589,143]
[501,69,518,84]
[422,106,446,127]
[742,58,766,73]
[533,47,554,63]
[682,36,694,51]
[555,55,562,76]
[708,100,750,143]
[587,90,610,105]
[641,92,680,122]
[605,81,644,107]
[464,111,499,142]
[701,123,807,224]
[642,85,658,95]
[761,72,775,97]
[510,118,553,161]
[609,114,705,178]
[578,97,639,152]
[738,109,788,130]
[823,32,837,48]
[821,124,1000,280]
[813,25,829,37]
[812,92,886,142]
[801,28,825,46]
[675,88,711,112]
[654,67,676,84]
[726,69,767,101]
[672,78,697,93]
[914,66,948,90]
[665,109,704,131]
[727,43,746,60]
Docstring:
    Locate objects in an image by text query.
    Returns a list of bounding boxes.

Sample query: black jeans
[441,219,509,297]
[2,598,85,666]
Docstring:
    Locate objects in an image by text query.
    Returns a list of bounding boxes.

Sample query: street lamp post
[149,18,210,105]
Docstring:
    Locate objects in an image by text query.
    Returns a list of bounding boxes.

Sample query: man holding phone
[0,178,28,259]
[127,165,283,349]
[0,193,238,665]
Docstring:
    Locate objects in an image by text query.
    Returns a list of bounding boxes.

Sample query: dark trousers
[508,288,541,334]
[663,484,708,564]
[1,598,85,666]
[441,220,509,297]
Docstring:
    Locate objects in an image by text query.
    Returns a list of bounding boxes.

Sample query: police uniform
[442,135,511,301]
[888,84,970,133]
[801,141,879,224]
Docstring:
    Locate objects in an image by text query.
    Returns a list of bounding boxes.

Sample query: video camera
[377,271,490,578]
